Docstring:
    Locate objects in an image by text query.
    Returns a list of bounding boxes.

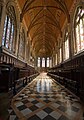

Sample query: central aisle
[10,73,83,120]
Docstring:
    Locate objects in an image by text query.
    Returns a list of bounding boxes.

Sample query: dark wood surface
[0,93,10,120]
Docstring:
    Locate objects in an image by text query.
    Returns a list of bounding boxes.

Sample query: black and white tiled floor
[9,73,84,120]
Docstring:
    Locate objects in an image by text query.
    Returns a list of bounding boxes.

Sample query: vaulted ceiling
[17,0,73,57]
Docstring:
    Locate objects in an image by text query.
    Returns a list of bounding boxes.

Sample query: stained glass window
[19,29,25,59]
[9,24,14,50]
[19,36,23,57]
[38,57,40,67]
[64,31,69,60]
[2,6,16,52]
[74,6,84,54]
[47,57,49,67]
[42,58,45,67]
[6,18,11,48]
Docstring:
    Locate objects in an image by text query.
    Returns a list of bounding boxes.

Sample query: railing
[0,46,26,67]
[13,73,39,95]
[47,73,79,95]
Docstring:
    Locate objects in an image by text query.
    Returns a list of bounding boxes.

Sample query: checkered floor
[9,73,84,120]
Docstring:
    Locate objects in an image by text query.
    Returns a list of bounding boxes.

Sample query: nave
[9,73,84,120]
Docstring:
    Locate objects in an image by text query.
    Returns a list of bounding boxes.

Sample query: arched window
[47,57,49,67]
[74,6,84,54]
[2,6,17,52]
[42,58,45,67]
[63,30,69,60]
[37,57,40,67]
[19,29,25,59]
[49,58,52,68]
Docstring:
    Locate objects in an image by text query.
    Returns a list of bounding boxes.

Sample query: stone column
[53,55,54,67]
[25,39,28,63]
[54,54,56,66]
[16,22,23,58]
[24,32,28,62]
[27,39,31,63]
[34,56,36,67]
[55,53,57,65]
[51,57,52,67]
[15,25,20,56]
[60,38,63,62]
[52,53,54,67]
[0,2,6,46]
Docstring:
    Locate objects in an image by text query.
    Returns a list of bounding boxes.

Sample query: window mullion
[5,17,11,48]
[11,25,14,51]
[8,20,12,49]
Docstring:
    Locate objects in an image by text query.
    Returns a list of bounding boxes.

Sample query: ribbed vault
[18,0,73,57]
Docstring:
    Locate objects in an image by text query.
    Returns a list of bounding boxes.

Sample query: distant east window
[47,57,49,67]
[42,58,45,67]
[38,57,40,67]
[74,6,84,54]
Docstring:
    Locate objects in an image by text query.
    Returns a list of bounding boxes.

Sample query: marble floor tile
[10,73,84,120]
[50,111,62,119]
[21,108,32,116]
[35,102,44,108]
[51,102,60,108]
[36,110,48,119]
[15,102,24,107]
[9,115,16,120]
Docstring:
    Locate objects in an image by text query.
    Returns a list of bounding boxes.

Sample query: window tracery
[74,6,84,54]
[2,6,16,52]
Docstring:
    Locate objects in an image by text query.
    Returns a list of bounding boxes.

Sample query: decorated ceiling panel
[17,0,73,57]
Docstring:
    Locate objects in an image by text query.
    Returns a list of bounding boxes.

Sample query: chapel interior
[0,0,84,120]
